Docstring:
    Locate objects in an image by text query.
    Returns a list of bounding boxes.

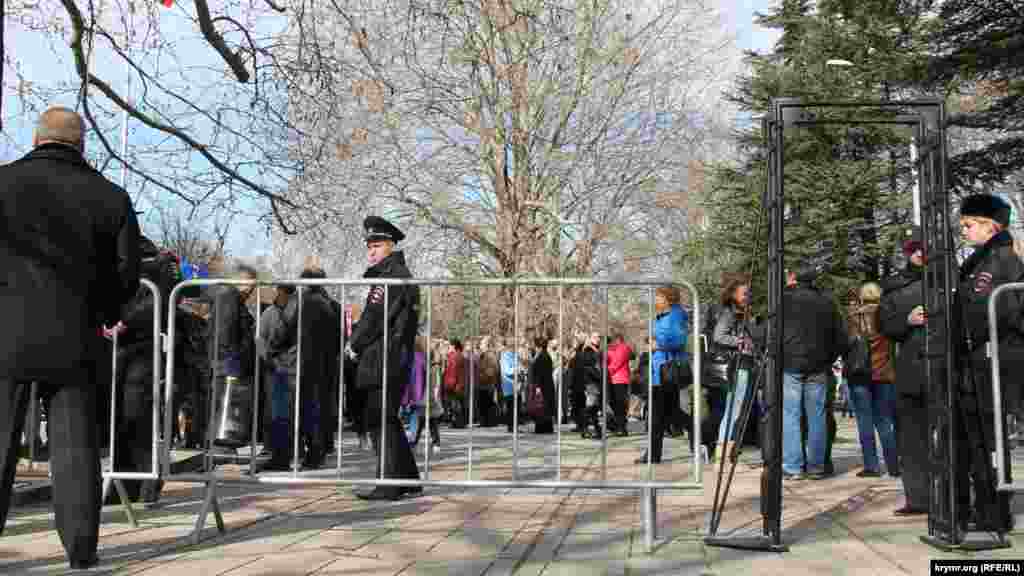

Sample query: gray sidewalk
[3,420,1021,575]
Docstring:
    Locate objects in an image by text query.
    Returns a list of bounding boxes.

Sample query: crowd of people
[3,107,1023,570]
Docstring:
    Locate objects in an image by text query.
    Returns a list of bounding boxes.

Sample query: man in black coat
[206,265,257,450]
[0,107,141,569]
[273,268,340,469]
[880,227,931,516]
[347,216,422,500]
[781,268,847,480]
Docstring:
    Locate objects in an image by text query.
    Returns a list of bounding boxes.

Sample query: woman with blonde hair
[846,281,899,478]
[953,194,1024,533]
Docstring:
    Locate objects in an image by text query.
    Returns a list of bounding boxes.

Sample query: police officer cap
[960,194,1011,228]
[363,215,405,244]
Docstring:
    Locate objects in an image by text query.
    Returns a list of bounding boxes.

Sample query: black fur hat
[959,194,1011,228]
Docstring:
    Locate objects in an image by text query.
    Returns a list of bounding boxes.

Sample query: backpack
[846,308,872,381]
[845,334,872,381]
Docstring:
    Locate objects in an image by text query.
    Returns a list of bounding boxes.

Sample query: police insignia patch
[974,272,993,294]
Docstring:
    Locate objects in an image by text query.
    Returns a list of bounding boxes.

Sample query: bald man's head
[33,107,85,151]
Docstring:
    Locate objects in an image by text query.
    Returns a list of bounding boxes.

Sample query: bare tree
[272,0,738,331]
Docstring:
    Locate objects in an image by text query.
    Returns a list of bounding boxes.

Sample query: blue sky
[2,1,780,260]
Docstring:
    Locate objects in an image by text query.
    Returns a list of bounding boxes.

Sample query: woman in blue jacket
[636,286,689,464]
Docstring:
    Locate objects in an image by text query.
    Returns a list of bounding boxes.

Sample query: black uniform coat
[350,251,419,416]
[957,230,1024,414]
[0,143,140,381]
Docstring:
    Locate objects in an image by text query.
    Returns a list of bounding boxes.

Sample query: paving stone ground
[4,418,1024,575]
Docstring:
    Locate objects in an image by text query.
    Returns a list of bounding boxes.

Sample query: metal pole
[647,287,654,482]
[425,287,433,478]
[250,285,261,476]
[692,287,702,485]
[149,281,162,478]
[381,285,389,480]
[293,287,303,476]
[468,286,478,481]
[910,138,921,226]
[110,331,119,476]
[338,287,346,478]
[513,284,520,481]
[642,486,657,552]
[557,284,564,480]
[601,287,608,480]
[27,382,38,470]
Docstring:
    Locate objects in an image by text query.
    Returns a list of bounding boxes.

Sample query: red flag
[161,0,173,7]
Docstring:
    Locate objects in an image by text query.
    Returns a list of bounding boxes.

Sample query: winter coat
[880,266,930,397]
[848,302,895,384]
[652,304,689,387]
[0,143,141,381]
[607,341,633,385]
[956,230,1024,413]
[350,251,419,393]
[780,284,847,376]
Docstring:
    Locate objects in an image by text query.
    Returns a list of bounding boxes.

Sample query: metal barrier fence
[987,281,1024,492]
[101,278,164,526]
[162,277,703,551]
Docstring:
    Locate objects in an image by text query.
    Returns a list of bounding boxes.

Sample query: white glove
[345,343,358,361]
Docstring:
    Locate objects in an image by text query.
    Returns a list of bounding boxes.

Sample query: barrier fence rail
[988,282,1024,493]
[101,278,164,527]
[156,276,702,552]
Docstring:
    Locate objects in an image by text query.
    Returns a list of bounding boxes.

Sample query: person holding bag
[635,286,689,464]
[846,282,899,478]
[713,275,757,463]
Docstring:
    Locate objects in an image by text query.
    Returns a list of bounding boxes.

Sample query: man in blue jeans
[781,268,848,480]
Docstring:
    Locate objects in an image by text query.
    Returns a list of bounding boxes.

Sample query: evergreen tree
[929,1,1024,192]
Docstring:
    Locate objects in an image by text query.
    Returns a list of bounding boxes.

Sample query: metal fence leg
[642,487,657,552]
[112,479,138,527]
[191,479,225,545]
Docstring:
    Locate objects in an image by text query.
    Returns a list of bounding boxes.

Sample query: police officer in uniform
[954,194,1024,535]
[347,216,422,500]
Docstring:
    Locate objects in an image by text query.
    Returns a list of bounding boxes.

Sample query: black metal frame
[706,98,958,552]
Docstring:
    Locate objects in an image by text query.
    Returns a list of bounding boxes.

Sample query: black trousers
[505,395,516,432]
[114,347,163,500]
[571,381,586,431]
[649,386,665,462]
[611,385,628,432]
[898,394,929,510]
[956,399,1012,533]
[1,377,101,564]
[365,386,419,496]
[478,389,497,427]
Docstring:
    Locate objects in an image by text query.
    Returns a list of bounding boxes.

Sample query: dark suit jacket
[0,143,140,382]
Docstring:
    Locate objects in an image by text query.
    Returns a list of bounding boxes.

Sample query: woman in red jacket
[607,331,633,436]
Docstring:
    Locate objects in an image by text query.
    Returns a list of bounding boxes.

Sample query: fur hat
[959,194,1011,228]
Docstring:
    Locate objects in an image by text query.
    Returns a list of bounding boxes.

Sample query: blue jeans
[717,368,750,444]
[783,371,827,475]
[849,381,899,474]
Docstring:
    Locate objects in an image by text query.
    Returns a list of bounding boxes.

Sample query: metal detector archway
[704,98,959,552]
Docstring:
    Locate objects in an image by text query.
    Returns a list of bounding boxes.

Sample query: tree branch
[193,0,250,83]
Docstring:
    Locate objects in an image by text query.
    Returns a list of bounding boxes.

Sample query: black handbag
[703,349,735,389]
